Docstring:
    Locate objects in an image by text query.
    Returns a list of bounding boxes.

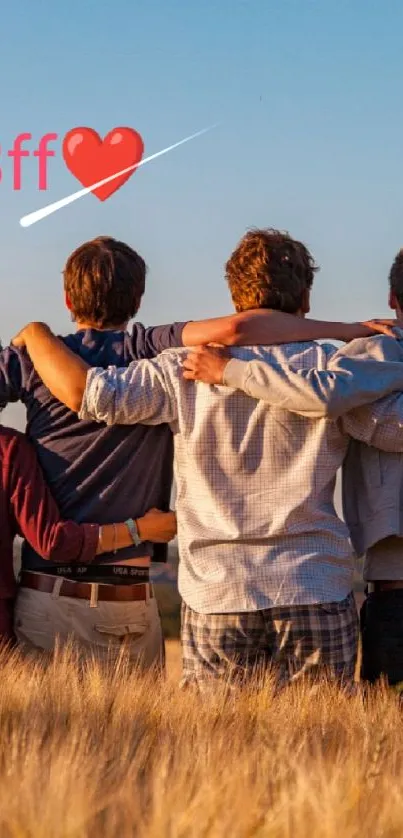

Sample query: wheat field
[0,641,402,837]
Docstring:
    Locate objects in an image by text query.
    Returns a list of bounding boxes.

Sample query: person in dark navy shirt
[1,235,285,665]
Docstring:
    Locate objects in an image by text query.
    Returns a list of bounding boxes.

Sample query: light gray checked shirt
[222,334,403,581]
[79,342,403,614]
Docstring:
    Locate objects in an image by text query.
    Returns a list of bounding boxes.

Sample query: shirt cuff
[223,358,249,390]
[79,367,103,420]
[175,321,190,347]
[78,524,99,564]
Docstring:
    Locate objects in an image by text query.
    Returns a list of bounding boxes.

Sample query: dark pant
[361,589,403,685]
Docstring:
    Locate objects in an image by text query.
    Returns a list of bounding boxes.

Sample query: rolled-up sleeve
[79,357,179,426]
[39,521,99,565]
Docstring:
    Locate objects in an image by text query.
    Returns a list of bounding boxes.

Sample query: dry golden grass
[0,642,402,837]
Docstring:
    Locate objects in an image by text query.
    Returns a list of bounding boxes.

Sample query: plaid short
[181,592,358,690]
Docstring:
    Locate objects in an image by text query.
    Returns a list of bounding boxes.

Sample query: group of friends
[2,229,403,690]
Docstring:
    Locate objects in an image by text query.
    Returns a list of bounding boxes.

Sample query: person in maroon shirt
[0,424,176,644]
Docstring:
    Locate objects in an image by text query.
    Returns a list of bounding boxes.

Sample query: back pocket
[94,622,148,641]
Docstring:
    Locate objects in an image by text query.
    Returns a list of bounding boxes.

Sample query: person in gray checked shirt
[185,244,403,690]
[11,230,403,691]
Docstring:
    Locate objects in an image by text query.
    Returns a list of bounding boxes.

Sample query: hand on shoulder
[11,322,52,349]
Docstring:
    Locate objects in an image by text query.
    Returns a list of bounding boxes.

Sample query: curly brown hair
[64,237,146,328]
[389,249,403,309]
[226,228,319,314]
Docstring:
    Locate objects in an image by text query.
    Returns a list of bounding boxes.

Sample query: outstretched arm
[80,355,178,426]
[12,323,89,412]
[181,311,395,347]
[182,337,403,419]
[12,322,179,425]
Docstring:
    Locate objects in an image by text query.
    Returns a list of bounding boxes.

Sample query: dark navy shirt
[0,322,186,570]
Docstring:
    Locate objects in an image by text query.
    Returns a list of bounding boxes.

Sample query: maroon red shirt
[0,425,98,638]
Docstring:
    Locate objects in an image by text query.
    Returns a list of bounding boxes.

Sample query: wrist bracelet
[125,518,141,547]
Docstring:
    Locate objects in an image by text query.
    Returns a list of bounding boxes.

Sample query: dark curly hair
[226,228,319,314]
[389,249,403,309]
[64,237,146,328]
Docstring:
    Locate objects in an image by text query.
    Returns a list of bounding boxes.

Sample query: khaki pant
[14,584,164,671]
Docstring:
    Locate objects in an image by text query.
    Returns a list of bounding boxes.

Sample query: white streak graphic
[20,125,216,228]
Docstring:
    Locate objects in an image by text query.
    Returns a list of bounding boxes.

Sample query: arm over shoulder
[223,337,403,419]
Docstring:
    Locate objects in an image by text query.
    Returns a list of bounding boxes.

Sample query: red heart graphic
[62,127,144,201]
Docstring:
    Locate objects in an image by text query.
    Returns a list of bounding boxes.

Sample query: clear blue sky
[1,0,403,429]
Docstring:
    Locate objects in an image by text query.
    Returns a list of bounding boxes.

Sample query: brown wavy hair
[64,237,146,328]
[226,228,319,313]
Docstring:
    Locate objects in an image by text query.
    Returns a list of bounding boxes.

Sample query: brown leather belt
[371,581,403,592]
[20,571,153,602]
